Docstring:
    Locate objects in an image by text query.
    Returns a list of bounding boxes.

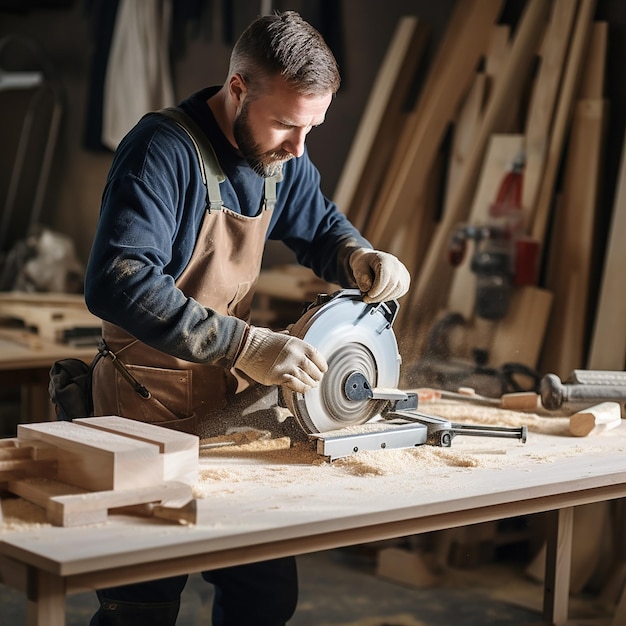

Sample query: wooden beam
[333,16,427,231]
[530,0,598,244]
[74,416,198,485]
[587,122,626,369]
[540,98,609,377]
[522,0,579,219]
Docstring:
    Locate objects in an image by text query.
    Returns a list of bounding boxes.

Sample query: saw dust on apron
[93,202,273,434]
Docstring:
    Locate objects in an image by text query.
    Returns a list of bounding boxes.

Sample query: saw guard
[283,290,402,433]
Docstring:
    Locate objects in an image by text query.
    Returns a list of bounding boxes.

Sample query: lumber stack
[0,416,200,527]
[334,0,615,384]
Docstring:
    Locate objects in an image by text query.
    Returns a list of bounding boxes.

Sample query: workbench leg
[543,507,574,625]
[27,570,66,626]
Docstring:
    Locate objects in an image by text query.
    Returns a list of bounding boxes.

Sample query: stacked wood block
[333,0,617,382]
[0,416,199,527]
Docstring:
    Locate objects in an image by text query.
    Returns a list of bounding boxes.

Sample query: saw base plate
[312,422,428,461]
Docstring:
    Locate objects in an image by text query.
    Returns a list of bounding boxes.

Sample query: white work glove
[349,248,411,303]
[234,326,328,394]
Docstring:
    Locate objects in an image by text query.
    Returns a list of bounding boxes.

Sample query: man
[85,10,410,626]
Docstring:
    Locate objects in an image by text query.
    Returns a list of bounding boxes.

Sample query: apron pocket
[116,365,192,424]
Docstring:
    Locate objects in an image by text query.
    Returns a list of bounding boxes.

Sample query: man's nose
[283,128,307,158]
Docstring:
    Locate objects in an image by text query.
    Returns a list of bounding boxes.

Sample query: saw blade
[282,290,402,433]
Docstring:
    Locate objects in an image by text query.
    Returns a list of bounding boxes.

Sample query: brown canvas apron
[92,110,281,434]
[92,203,273,433]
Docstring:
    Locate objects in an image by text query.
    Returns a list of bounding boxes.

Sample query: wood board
[333,15,427,232]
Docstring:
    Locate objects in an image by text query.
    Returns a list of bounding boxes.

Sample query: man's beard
[233,101,292,178]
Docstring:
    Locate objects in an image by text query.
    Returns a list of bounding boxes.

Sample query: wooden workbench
[1,408,625,626]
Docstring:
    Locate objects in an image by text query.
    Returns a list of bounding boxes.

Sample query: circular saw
[282,290,402,433]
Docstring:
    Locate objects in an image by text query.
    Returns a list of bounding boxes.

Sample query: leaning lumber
[587,124,626,370]
[364,0,505,253]
[402,0,550,359]
[333,16,427,231]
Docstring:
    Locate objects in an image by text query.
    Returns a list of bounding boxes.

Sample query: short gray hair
[228,11,340,98]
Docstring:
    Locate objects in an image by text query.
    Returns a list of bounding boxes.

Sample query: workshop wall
[0,0,625,270]
[0,0,453,267]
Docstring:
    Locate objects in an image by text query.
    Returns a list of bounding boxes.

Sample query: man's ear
[229,74,247,108]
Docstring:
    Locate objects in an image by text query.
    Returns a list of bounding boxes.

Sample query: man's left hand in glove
[349,248,411,303]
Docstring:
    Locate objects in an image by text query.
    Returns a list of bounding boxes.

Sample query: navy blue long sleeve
[85,87,370,364]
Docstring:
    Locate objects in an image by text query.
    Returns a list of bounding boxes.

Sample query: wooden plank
[46,481,193,527]
[74,416,198,485]
[579,21,607,99]
[333,16,427,230]
[540,99,609,377]
[364,0,505,251]
[9,477,88,509]
[530,0,597,244]
[17,421,163,492]
[587,125,626,369]
[522,0,579,219]
[402,0,550,358]
[444,72,488,211]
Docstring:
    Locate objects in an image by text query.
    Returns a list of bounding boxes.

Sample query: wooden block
[376,547,439,588]
[152,498,212,526]
[0,459,57,482]
[17,421,163,492]
[46,481,193,527]
[500,392,540,411]
[74,416,198,485]
[569,402,622,437]
[9,477,88,509]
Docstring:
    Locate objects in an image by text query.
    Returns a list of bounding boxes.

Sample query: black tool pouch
[49,340,149,421]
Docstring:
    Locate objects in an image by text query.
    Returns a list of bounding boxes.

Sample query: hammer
[540,372,626,417]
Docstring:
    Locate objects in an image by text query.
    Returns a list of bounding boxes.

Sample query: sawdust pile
[192,401,576,493]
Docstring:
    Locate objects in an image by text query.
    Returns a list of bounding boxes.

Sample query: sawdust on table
[192,401,588,496]
[0,401,607,530]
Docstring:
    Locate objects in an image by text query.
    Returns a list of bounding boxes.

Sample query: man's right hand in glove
[234,326,328,393]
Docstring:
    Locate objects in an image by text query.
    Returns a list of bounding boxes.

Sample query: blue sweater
[85,87,370,365]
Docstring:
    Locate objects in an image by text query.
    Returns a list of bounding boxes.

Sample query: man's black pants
[89,557,298,625]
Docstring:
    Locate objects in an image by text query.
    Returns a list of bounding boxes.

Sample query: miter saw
[281,290,527,460]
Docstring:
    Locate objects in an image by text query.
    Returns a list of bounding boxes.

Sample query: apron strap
[157,107,282,213]
[263,168,283,211]
[158,107,225,212]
